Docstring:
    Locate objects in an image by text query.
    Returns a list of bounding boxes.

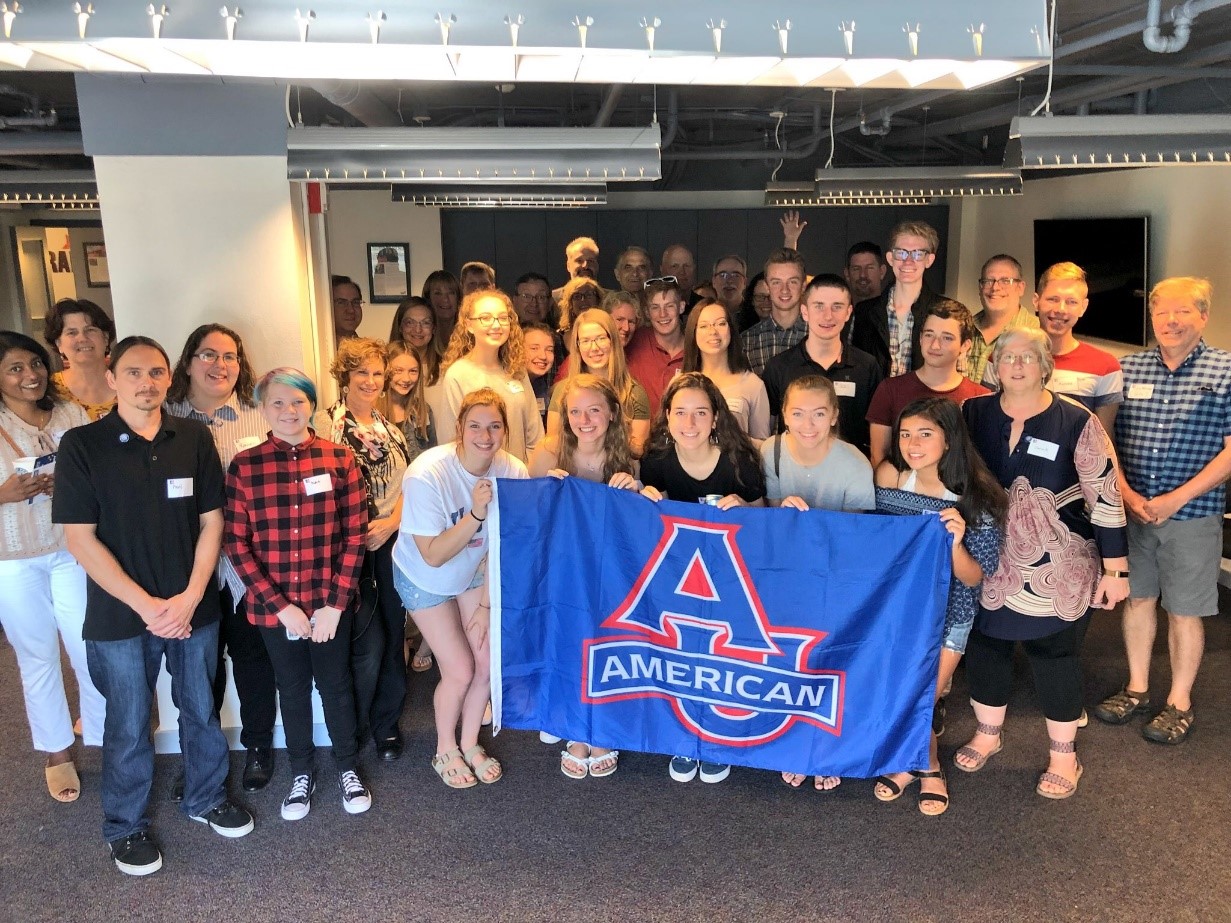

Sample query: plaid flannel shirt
[225,433,368,626]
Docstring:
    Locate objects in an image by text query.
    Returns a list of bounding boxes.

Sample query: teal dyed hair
[255,367,318,412]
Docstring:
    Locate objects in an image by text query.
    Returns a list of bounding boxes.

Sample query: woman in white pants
[0,330,104,802]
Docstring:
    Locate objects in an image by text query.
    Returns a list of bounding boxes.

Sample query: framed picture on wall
[367,242,410,303]
[82,241,109,288]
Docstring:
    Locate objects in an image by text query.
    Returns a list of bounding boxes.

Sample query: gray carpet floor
[1,598,1229,923]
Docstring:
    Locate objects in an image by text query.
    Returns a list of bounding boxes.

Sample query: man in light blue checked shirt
[1094,277,1231,746]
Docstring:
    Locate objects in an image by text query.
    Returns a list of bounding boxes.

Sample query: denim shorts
[394,566,484,612]
[942,616,974,654]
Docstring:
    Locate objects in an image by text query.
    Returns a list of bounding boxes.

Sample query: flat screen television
[1033,216,1149,347]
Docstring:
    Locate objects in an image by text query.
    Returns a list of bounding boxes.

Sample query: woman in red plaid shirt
[225,368,373,820]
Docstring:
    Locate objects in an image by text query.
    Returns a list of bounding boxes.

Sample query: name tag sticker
[1026,437,1060,461]
[833,381,857,398]
[1127,383,1155,400]
[507,381,524,394]
[166,477,194,499]
[303,473,332,495]
[234,436,263,453]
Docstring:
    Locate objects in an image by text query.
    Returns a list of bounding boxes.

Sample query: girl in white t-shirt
[393,388,528,788]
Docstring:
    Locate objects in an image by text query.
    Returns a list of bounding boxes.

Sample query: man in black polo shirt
[53,336,254,877]
[763,274,883,455]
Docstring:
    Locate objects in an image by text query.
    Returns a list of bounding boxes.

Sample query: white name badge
[303,473,332,495]
[234,435,263,453]
[833,380,857,398]
[1127,383,1155,400]
[507,381,524,394]
[167,477,194,499]
[1026,437,1060,461]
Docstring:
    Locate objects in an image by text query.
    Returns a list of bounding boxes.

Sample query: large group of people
[0,214,1225,878]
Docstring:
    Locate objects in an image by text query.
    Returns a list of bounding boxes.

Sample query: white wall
[93,155,313,375]
[323,189,442,343]
[948,166,1231,350]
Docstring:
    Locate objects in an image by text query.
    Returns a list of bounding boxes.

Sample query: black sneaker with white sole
[189,800,255,838]
[340,770,372,814]
[110,831,163,876]
[281,773,315,821]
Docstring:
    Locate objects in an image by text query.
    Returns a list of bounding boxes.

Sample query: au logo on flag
[582,514,844,746]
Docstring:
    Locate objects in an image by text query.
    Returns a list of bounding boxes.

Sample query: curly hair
[555,374,635,482]
[557,277,603,335]
[682,299,750,375]
[647,371,763,492]
[0,331,65,411]
[566,309,638,408]
[167,323,258,407]
[441,290,526,378]
[378,340,431,442]
[329,336,388,391]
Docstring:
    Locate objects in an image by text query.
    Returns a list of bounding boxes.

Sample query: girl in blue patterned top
[872,397,1006,815]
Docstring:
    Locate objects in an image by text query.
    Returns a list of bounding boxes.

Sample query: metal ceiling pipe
[659,88,679,150]
[309,81,401,127]
[0,133,83,155]
[888,37,1231,143]
[592,85,624,128]
[662,103,823,161]
[1143,0,1195,53]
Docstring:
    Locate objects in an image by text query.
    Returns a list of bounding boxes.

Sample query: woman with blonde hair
[557,277,603,341]
[379,340,436,465]
[545,309,650,457]
[439,290,543,462]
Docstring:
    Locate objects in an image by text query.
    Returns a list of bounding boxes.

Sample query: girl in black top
[639,372,765,787]
[639,372,765,509]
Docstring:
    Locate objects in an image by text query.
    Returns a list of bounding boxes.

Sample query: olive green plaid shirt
[966,305,1040,385]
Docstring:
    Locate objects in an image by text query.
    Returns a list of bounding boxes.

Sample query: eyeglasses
[752,293,772,303]
[890,248,932,262]
[714,270,745,281]
[645,276,678,286]
[518,292,553,303]
[472,313,513,328]
[402,319,433,330]
[979,277,1021,288]
[194,349,240,365]
[577,334,611,350]
[997,352,1039,366]
[697,320,729,333]
[334,297,364,308]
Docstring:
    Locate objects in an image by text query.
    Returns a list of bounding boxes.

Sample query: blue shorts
[394,566,484,612]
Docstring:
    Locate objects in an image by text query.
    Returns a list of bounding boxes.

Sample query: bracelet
[470,509,486,523]
[1102,568,1130,578]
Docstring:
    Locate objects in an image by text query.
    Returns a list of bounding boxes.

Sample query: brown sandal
[954,721,1004,773]
[46,760,80,803]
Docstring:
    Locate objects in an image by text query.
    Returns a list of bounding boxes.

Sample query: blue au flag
[489,477,951,778]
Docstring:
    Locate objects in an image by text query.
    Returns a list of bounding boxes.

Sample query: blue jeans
[86,622,230,844]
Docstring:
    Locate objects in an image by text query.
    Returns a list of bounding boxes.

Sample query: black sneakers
[110,831,163,876]
[340,770,372,814]
[281,773,315,821]
[189,800,255,838]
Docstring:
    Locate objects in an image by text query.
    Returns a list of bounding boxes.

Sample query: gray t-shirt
[759,435,875,512]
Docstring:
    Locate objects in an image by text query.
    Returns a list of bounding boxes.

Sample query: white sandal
[561,742,590,779]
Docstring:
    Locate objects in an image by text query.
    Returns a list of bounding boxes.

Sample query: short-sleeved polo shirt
[53,411,225,641]
[762,341,883,454]
[1115,340,1231,521]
